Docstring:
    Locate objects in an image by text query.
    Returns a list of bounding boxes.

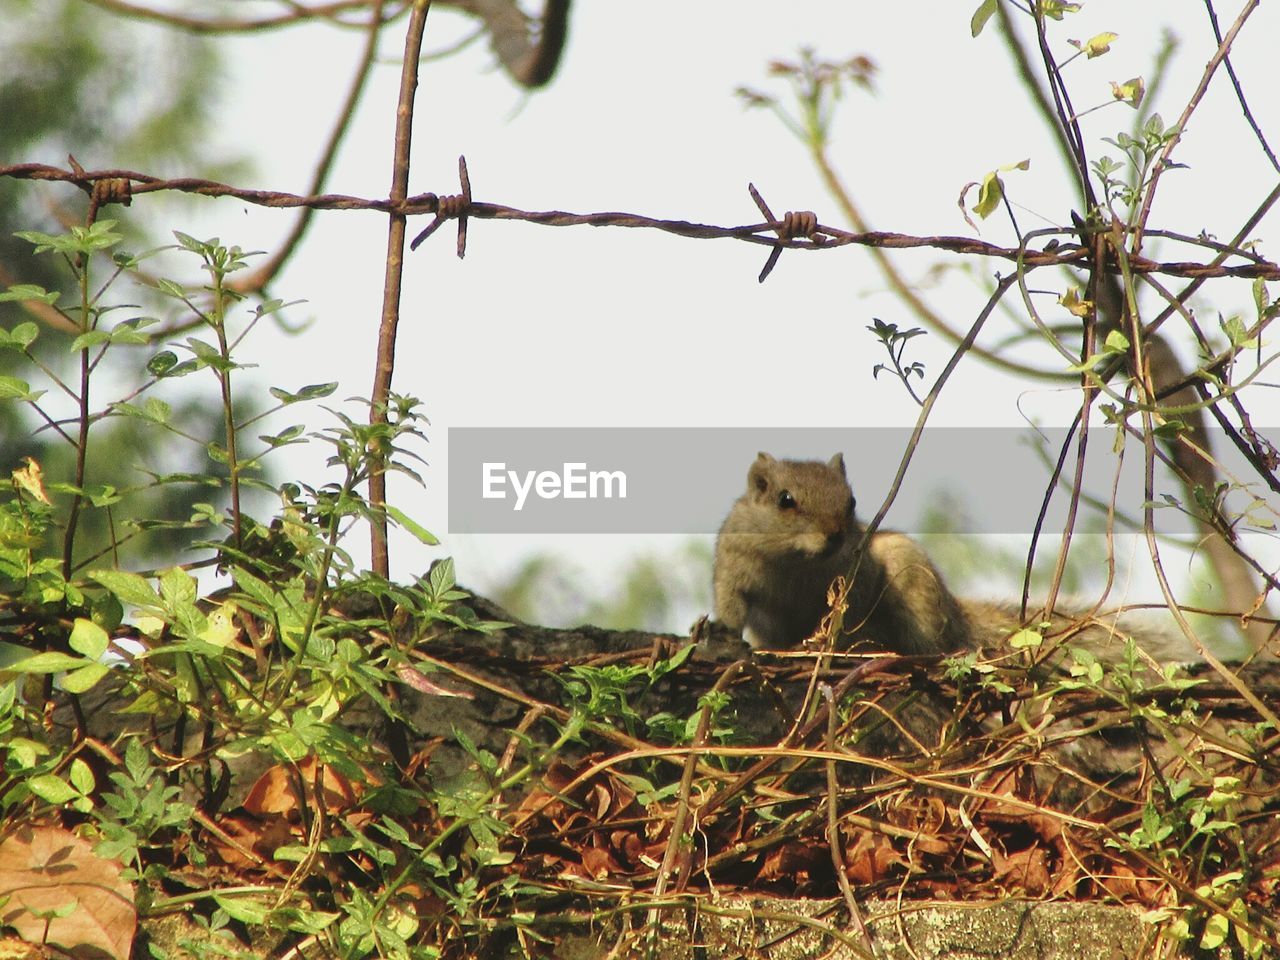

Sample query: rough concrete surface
[553,896,1153,959]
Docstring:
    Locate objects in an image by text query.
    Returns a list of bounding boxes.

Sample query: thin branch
[369,0,432,577]
[79,0,399,33]
[1131,0,1261,251]
[1203,0,1280,175]
[231,0,390,294]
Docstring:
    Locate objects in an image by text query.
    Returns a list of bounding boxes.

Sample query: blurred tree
[0,0,577,575]
[492,539,713,633]
[0,0,239,569]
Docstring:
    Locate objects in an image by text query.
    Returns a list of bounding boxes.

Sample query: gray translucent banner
[446,427,1280,534]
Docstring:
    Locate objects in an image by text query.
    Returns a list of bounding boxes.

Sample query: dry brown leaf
[0,824,135,960]
[242,755,357,817]
[590,782,611,820]
[580,844,622,880]
[844,831,909,885]
[206,813,295,877]
[396,664,475,698]
[1093,856,1165,905]
[991,845,1053,896]
[757,841,825,886]
[610,829,643,867]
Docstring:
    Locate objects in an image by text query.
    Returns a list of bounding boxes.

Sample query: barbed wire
[3,160,1278,282]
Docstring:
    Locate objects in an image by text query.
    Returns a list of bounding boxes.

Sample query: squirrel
[714,452,972,653]
[713,451,1176,659]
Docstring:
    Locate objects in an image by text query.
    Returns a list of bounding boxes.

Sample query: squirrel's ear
[749,453,773,492]
[828,453,846,476]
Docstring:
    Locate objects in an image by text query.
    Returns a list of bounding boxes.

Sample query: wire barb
[748,182,822,282]
[410,155,472,255]
[91,178,133,207]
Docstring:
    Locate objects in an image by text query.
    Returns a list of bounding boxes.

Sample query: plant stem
[369,0,432,578]
[61,256,92,579]
[211,270,242,547]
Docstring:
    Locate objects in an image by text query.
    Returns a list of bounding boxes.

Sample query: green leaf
[165,359,201,378]
[8,322,40,347]
[17,221,121,255]
[650,641,695,682]
[86,484,122,508]
[155,278,188,300]
[1058,287,1093,318]
[1110,76,1146,109]
[1200,911,1229,950]
[0,376,45,402]
[69,329,111,353]
[1009,628,1043,650]
[159,567,198,610]
[173,231,211,255]
[0,285,59,306]
[147,350,179,376]
[973,171,1004,219]
[89,569,163,608]
[1037,0,1081,19]
[1252,278,1269,316]
[1220,314,1258,349]
[1066,351,1108,373]
[254,298,305,321]
[1104,329,1131,352]
[107,324,151,346]
[144,397,171,424]
[0,643,86,673]
[62,662,111,694]
[6,738,49,769]
[184,337,222,363]
[269,382,339,405]
[1071,31,1118,58]
[259,424,306,448]
[69,758,96,795]
[387,505,439,545]
[971,0,998,36]
[91,591,124,631]
[27,774,79,804]
[429,558,456,596]
[213,894,270,926]
[110,400,157,423]
[69,618,109,659]
[231,567,278,611]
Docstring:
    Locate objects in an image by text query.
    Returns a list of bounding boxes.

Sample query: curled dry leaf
[396,664,475,698]
[843,831,910,885]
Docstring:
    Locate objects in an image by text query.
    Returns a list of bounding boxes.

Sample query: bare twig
[823,684,874,957]
[232,0,390,295]
[1202,0,1280,174]
[1131,0,1261,250]
[369,0,433,577]
[646,659,745,951]
[80,0,400,33]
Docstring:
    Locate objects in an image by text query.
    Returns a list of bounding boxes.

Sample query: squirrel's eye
[778,490,796,510]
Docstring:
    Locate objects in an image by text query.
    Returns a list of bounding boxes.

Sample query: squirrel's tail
[958,599,1195,664]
